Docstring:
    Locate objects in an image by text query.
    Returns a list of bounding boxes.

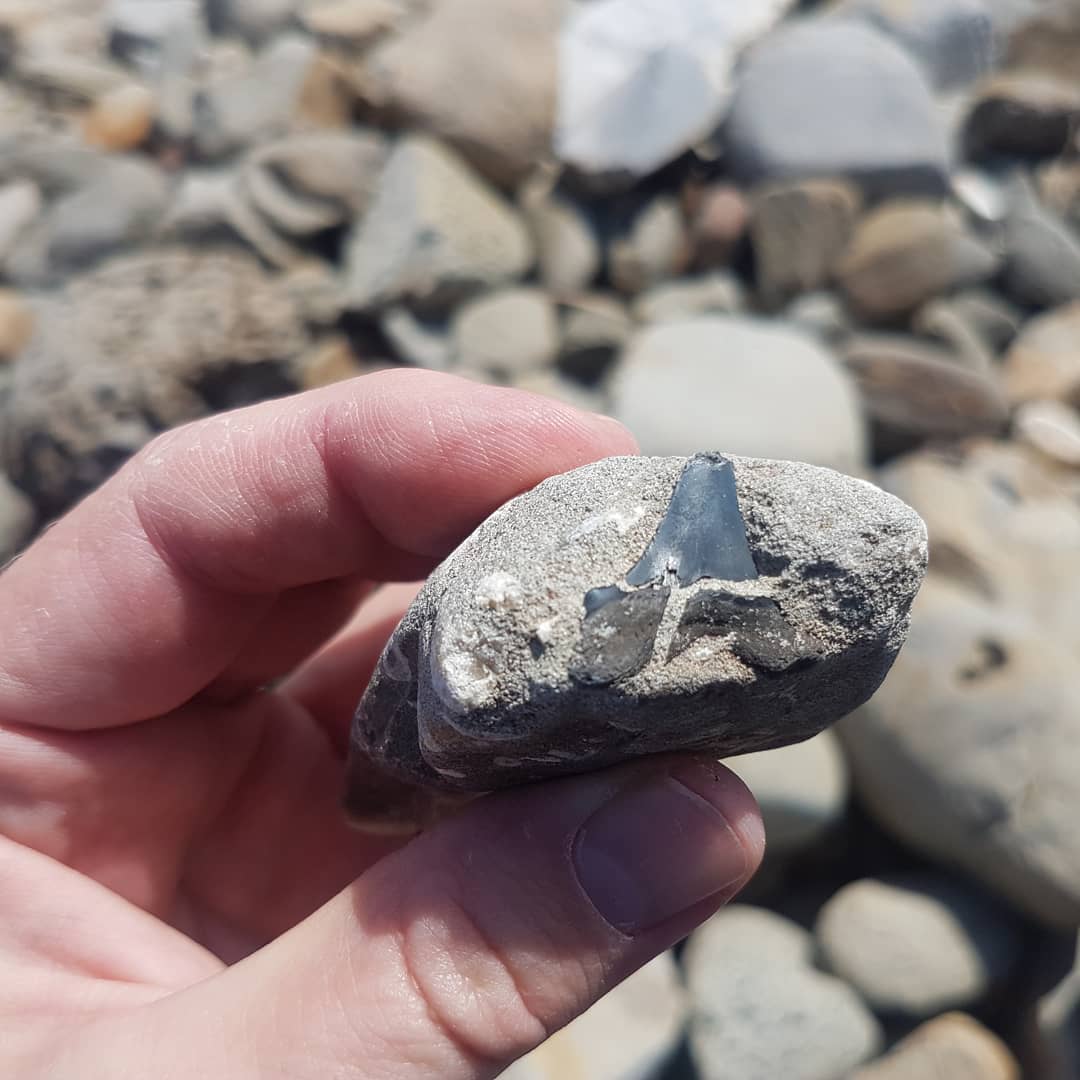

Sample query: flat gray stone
[348,453,926,823]
[723,20,950,198]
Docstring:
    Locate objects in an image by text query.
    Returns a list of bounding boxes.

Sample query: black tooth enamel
[571,587,671,687]
[669,588,823,673]
[626,453,759,588]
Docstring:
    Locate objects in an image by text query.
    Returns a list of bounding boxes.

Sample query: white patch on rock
[475,571,525,611]
[569,504,647,541]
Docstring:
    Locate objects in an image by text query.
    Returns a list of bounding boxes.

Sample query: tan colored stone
[0,289,33,360]
[298,335,366,390]
[838,200,999,320]
[1004,302,1080,406]
[690,182,750,269]
[295,49,354,129]
[854,1012,1019,1080]
[83,82,156,152]
[1015,400,1080,468]
[750,177,861,306]
[301,0,402,44]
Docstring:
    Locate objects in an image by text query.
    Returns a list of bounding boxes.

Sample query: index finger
[0,370,636,731]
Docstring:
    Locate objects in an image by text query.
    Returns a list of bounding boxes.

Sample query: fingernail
[573,764,755,935]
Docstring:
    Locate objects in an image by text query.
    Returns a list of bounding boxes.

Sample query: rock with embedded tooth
[347,453,927,827]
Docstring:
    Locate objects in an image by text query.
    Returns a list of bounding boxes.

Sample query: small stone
[842,333,1008,450]
[556,0,796,178]
[362,0,560,185]
[107,0,200,55]
[1001,178,1080,309]
[300,0,404,45]
[14,51,130,102]
[1003,301,1080,405]
[0,288,33,359]
[557,294,631,385]
[689,182,750,269]
[953,167,1009,225]
[348,451,925,817]
[521,179,600,297]
[609,196,689,295]
[502,953,686,1080]
[816,873,1024,1019]
[344,136,533,313]
[837,200,1000,321]
[724,20,949,198]
[297,335,364,390]
[686,906,883,1080]
[1039,160,1080,229]
[853,1012,1021,1080]
[750,178,862,306]
[381,307,451,371]
[0,471,34,564]
[965,72,1080,161]
[1014,401,1080,467]
[0,179,42,265]
[725,729,848,856]
[631,273,744,324]
[611,317,867,474]
[451,288,558,377]
[950,288,1024,353]
[82,82,156,152]
[913,298,996,375]
[784,291,851,344]
[831,0,994,89]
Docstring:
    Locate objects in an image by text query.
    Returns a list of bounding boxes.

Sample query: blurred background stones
[2,0,1080,1075]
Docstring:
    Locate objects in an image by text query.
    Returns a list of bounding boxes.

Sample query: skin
[0,370,764,1079]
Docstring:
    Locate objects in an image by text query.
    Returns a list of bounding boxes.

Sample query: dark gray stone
[570,586,670,687]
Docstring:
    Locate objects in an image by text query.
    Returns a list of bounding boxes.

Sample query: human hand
[0,370,764,1079]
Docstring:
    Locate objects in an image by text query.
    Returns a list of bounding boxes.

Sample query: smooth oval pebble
[347,453,927,827]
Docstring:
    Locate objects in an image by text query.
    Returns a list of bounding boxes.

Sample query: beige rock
[0,289,33,360]
[298,335,366,390]
[854,1013,1019,1080]
[609,197,690,295]
[82,82,156,152]
[451,287,558,376]
[522,178,600,297]
[301,0,404,44]
[689,182,750,269]
[1004,302,1080,406]
[0,180,42,265]
[1014,400,1080,468]
[750,178,862,306]
[838,200,1000,320]
[363,0,559,185]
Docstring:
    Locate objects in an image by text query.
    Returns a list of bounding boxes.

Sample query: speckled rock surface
[348,452,926,823]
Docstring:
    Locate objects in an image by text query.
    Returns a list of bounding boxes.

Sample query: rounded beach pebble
[348,453,927,826]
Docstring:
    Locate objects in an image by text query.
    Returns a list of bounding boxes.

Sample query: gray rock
[344,135,533,313]
[725,729,848,856]
[837,200,1000,321]
[949,288,1024,353]
[816,873,1023,1019]
[1002,179,1080,309]
[1014,401,1080,467]
[347,451,925,823]
[631,273,744,324]
[686,906,883,1080]
[723,20,950,198]
[0,472,34,564]
[832,0,994,89]
[194,35,320,159]
[608,197,689,295]
[5,157,170,284]
[1,249,308,516]
[841,442,1080,927]
[451,288,559,377]
[108,0,202,54]
[501,952,686,1080]
[556,0,795,178]
[750,178,862,307]
[610,317,867,475]
[363,0,560,185]
[0,179,42,264]
[853,1012,1021,1080]
[913,299,996,375]
[784,292,851,344]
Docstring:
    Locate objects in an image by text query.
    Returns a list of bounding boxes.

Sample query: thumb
[140,758,762,1079]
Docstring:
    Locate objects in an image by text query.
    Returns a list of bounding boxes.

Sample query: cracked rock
[348,452,927,828]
